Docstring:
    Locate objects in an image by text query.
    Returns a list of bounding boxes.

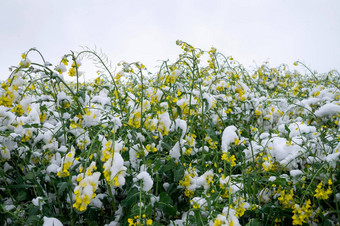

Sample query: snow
[104,152,127,187]
[46,164,59,174]
[215,207,241,226]
[129,145,139,169]
[268,176,276,182]
[203,93,215,110]
[55,64,66,74]
[32,197,45,211]
[290,170,303,177]
[114,140,124,153]
[268,137,298,162]
[136,171,153,192]
[177,98,189,107]
[169,141,181,161]
[258,188,272,203]
[336,193,340,202]
[163,182,170,191]
[92,90,111,106]
[4,205,15,211]
[136,133,146,142]
[200,170,214,190]
[83,109,101,127]
[90,194,107,209]
[174,118,187,138]
[259,132,270,140]
[299,97,320,107]
[56,92,71,107]
[325,152,340,168]
[3,162,13,172]
[221,126,238,152]
[315,103,340,117]
[192,197,207,209]
[158,112,171,133]
[278,122,317,138]
[43,217,63,226]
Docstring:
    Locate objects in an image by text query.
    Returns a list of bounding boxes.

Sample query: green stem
[107,183,117,212]
[68,176,75,226]
[139,180,143,223]
[301,164,326,204]
[51,179,64,217]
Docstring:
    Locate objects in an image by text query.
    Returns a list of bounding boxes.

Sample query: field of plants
[0,41,339,225]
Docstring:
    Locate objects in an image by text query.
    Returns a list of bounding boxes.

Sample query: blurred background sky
[0,0,339,81]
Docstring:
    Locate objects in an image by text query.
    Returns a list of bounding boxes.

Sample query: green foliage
[0,41,339,225]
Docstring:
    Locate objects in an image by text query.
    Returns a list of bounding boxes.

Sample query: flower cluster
[0,43,339,225]
[73,162,101,211]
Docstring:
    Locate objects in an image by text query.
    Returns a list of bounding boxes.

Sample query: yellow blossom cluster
[314,180,332,200]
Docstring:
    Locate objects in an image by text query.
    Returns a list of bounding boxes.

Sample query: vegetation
[0,41,339,225]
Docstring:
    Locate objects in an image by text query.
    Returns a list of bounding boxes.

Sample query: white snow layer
[315,103,340,117]
[43,217,63,226]
[170,141,181,161]
[290,170,303,177]
[32,197,44,206]
[136,171,153,192]
[221,126,238,152]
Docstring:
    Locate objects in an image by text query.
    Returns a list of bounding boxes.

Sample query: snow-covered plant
[0,42,339,225]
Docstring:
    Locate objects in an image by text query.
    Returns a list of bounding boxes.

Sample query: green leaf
[163,161,174,172]
[153,161,162,172]
[145,204,153,216]
[7,184,37,189]
[173,165,184,182]
[24,172,35,181]
[28,205,39,215]
[57,182,69,196]
[27,215,40,224]
[159,192,173,205]
[23,123,40,128]
[130,204,140,216]
[284,124,290,134]
[206,127,218,140]
[121,189,139,208]
[16,190,27,201]
[84,220,98,226]
[162,142,172,151]
[154,202,176,216]
[246,219,262,226]
[194,210,205,225]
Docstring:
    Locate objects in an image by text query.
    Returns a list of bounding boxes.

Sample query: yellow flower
[193,203,200,209]
[184,189,194,197]
[235,202,246,217]
[11,104,24,116]
[68,67,76,77]
[179,175,191,187]
[328,178,332,185]
[62,57,68,65]
[22,130,32,142]
[221,153,236,167]
[278,189,294,208]
[314,181,332,200]
[0,90,15,107]
[292,199,313,225]
[128,218,134,226]
[213,219,222,226]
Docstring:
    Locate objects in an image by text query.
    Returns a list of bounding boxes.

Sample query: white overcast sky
[0,0,339,81]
